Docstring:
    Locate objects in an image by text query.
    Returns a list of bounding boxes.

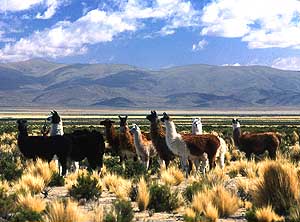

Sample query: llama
[47,110,64,136]
[161,112,220,176]
[66,129,105,171]
[192,118,202,135]
[47,111,105,171]
[118,115,137,160]
[17,119,72,175]
[232,118,280,159]
[100,119,121,159]
[146,110,175,168]
[130,124,156,169]
[192,118,227,170]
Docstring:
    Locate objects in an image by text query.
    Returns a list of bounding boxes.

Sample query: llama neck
[233,127,241,147]
[133,131,144,147]
[105,125,116,145]
[18,129,28,137]
[150,120,163,136]
[165,120,179,140]
[50,122,64,136]
[192,124,202,135]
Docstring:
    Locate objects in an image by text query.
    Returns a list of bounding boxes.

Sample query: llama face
[119,115,129,133]
[146,110,158,123]
[100,119,115,127]
[232,118,240,129]
[17,119,28,131]
[160,112,170,123]
[192,118,201,128]
[47,110,61,124]
[130,124,140,135]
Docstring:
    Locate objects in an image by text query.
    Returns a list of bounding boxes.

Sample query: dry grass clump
[137,177,150,211]
[44,199,84,222]
[252,161,299,215]
[289,143,300,163]
[88,205,104,222]
[227,159,258,179]
[191,185,239,220]
[15,173,45,194]
[103,173,132,200]
[64,169,93,190]
[160,165,184,186]
[204,167,229,186]
[255,205,284,222]
[17,193,46,213]
[25,159,56,185]
[0,180,10,192]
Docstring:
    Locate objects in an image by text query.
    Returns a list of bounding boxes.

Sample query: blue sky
[0,0,300,70]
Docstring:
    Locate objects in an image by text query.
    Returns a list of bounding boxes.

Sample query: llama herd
[15,110,281,176]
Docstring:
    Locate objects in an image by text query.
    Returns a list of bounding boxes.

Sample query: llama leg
[180,157,189,178]
[268,147,277,160]
[187,159,193,175]
[219,152,225,169]
[74,161,80,172]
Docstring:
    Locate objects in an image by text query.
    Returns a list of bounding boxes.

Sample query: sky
[0,0,300,70]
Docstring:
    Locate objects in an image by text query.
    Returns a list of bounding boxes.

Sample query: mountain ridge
[1,59,300,108]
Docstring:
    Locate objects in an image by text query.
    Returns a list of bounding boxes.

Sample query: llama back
[181,134,220,156]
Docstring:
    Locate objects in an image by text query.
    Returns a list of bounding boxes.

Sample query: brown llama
[146,110,175,168]
[161,112,220,176]
[232,118,280,159]
[119,115,137,160]
[100,119,121,158]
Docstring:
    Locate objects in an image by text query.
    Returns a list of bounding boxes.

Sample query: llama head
[192,118,202,128]
[146,110,158,123]
[232,118,240,129]
[119,115,128,127]
[130,124,140,135]
[17,119,28,131]
[160,112,171,123]
[100,119,115,127]
[47,110,61,124]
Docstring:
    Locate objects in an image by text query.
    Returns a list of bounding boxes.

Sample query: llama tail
[216,137,227,169]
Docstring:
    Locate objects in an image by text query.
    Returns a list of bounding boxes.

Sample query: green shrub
[245,209,257,222]
[123,160,147,180]
[148,183,179,212]
[104,158,147,180]
[104,213,117,222]
[183,181,206,202]
[0,188,17,219]
[114,199,134,222]
[68,173,101,201]
[48,172,65,187]
[104,157,124,175]
[0,151,23,181]
[129,185,138,202]
[10,207,43,222]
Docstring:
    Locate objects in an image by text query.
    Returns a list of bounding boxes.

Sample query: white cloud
[0,0,42,12]
[222,63,241,67]
[36,0,64,19]
[0,0,200,61]
[272,57,300,71]
[0,0,64,19]
[201,0,300,49]
[192,39,208,51]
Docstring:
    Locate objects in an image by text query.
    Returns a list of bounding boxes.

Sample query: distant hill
[1,59,300,108]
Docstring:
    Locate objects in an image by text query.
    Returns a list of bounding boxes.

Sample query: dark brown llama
[146,110,175,168]
[100,119,121,158]
[232,118,280,159]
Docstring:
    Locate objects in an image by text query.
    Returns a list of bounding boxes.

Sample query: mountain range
[1,59,300,109]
